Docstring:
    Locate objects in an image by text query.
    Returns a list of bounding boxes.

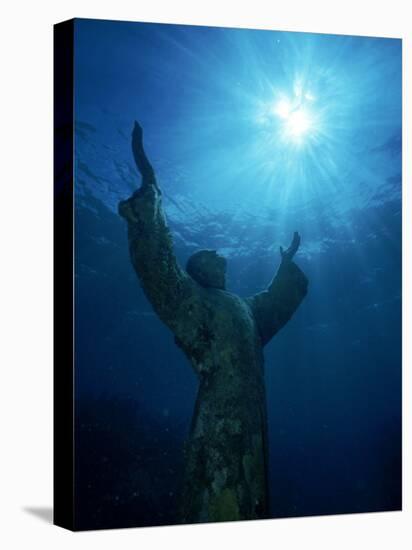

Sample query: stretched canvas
[54,18,402,531]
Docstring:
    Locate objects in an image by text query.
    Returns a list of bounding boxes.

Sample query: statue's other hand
[280,231,301,262]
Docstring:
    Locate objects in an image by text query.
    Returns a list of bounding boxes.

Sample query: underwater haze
[73,19,401,529]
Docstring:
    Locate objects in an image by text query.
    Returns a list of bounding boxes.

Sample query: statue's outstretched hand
[132,120,143,146]
[131,120,157,189]
[280,231,301,262]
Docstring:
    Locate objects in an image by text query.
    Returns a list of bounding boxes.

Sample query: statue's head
[186,250,227,290]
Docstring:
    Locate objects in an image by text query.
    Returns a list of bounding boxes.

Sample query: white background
[0,1,410,548]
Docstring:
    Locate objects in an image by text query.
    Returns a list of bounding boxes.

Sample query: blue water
[73,19,401,529]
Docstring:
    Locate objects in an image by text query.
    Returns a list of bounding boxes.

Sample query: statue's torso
[177,288,269,523]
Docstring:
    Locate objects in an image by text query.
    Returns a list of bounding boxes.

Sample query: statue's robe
[119,182,308,524]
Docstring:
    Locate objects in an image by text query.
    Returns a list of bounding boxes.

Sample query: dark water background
[73,19,402,529]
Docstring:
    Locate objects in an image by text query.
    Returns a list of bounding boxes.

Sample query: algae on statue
[119,122,308,523]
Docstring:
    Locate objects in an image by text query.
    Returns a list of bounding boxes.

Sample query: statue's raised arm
[118,122,198,338]
[247,232,308,346]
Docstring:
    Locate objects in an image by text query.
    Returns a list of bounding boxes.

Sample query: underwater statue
[119,122,308,524]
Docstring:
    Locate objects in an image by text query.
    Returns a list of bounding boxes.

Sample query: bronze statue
[119,122,308,524]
